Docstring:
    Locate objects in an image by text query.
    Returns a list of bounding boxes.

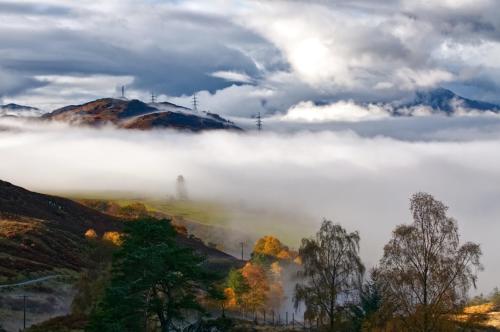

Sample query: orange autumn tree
[253,235,298,263]
[241,262,269,311]
[253,235,291,259]
[250,235,298,311]
[224,269,249,309]
[267,262,285,310]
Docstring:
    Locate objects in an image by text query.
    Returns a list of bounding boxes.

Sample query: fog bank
[1,117,499,294]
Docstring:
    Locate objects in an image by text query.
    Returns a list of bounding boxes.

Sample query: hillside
[0,180,122,279]
[122,109,241,131]
[42,98,242,131]
[0,180,242,280]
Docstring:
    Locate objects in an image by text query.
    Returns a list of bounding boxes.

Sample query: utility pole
[192,93,198,112]
[121,85,125,99]
[151,92,156,104]
[256,112,262,131]
[19,294,29,330]
[23,295,26,330]
[240,242,245,261]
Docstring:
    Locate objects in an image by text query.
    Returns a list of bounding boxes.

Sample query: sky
[1,0,500,115]
[1,0,500,295]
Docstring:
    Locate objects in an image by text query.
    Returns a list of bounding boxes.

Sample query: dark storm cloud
[1,0,500,112]
[0,1,284,98]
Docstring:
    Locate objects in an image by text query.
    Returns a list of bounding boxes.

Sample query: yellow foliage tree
[84,228,98,239]
[253,236,283,256]
[102,231,123,246]
[224,287,238,309]
[241,262,269,311]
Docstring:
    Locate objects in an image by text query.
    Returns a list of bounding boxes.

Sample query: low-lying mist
[1,116,500,294]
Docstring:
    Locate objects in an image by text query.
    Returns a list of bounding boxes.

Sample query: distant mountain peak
[0,103,42,118]
[0,103,39,111]
[397,87,500,115]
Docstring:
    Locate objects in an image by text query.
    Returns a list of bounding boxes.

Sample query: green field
[64,192,314,248]
[132,199,231,226]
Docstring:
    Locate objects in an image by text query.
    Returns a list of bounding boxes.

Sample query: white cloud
[395,68,455,90]
[210,71,254,84]
[280,100,391,122]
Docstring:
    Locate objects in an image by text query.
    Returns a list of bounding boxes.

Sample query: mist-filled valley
[2,116,500,295]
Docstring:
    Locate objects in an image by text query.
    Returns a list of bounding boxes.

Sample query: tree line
[62,192,485,331]
[293,192,483,332]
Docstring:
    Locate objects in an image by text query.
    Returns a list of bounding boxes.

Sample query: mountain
[42,98,242,131]
[395,88,500,115]
[0,103,42,118]
[0,180,241,279]
[0,103,39,111]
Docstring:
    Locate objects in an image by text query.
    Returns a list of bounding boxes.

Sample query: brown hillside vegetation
[42,98,242,131]
[121,110,242,131]
[0,180,122,279]
[455,303,500,330]
[41,98,157,125]
[0,180,242,280]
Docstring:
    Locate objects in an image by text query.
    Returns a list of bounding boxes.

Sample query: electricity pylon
[256,112,262,131]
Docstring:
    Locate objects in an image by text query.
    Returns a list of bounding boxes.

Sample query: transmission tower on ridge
[192,93,198,112]
[151,92,156,104]
[256,112,262,131]
[121,86,125,99]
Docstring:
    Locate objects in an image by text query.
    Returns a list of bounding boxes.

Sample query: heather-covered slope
[0,181,242,279]
[42,98,241,131]
[0,180,122,278]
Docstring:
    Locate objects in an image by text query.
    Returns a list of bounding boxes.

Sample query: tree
[240,262,269,312]
[87,218,216,332]
[253,236,288,257]
[223,269,250,310]
[378,192,482,332]
[252,235,295,262]
[349,269,391,332]
[226,269,250,300]
[72,238,115,316]
[294,220,365,330]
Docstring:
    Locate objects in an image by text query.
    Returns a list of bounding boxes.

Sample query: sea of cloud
[1,116,500,294]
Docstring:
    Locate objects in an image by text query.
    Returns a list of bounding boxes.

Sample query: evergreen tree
[87,218,216,332]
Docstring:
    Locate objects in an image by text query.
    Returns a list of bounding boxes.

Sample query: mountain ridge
[42,98,242,131]
[394,87,500,115]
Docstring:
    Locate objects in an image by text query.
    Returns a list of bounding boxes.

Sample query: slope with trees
[88,218,220,331]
